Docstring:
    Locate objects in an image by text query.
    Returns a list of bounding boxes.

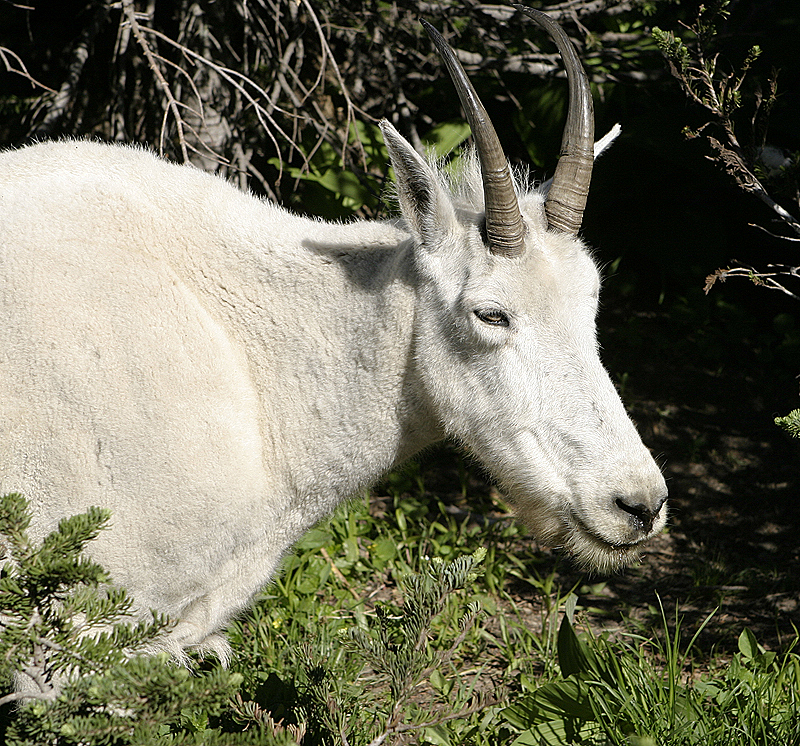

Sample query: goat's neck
[196,219,444,527]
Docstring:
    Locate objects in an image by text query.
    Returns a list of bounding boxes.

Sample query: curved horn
[421,19,526,258]
[515,7,594,235]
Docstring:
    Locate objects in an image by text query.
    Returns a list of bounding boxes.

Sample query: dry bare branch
[121,0,190,160]
[0,46,55,93]
[704,264,800,301]
[2,0,667,212]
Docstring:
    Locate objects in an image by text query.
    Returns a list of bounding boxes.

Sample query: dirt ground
[600,303,800,654]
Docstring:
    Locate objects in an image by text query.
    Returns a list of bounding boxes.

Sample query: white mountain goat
[0,9,667,665]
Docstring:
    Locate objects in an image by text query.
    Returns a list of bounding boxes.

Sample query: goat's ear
[380,120,456,246]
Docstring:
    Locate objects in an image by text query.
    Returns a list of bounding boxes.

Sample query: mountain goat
[0,9,667,664]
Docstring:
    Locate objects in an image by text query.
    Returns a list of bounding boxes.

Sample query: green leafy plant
[340,550,490,741]
[653,1,800,436]
[775,409,800,439]
[503,595,800,745]
[272,118,475,221]
[231,547,497,746]
[0,492,262,745]
[0,492,171,705]
[1,486,513,744]
[272,120,390,220]
[5,465,800,745]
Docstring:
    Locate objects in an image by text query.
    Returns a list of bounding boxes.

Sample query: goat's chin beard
[559,527,643,575]
[517,506,644,575]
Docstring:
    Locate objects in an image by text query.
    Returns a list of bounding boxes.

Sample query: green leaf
[422,723,452,745]
[534,679,596,721]
[775,409,800,438]
[314,168,371,204]
[297,527,333,550]
[0,493,31,540]
[428,667,448,694]
[503,678,595,728]
[557,616,597,677]
[511,718,603,746]
[343,535,359,565]
[422,120,472,159]
[737,627,759,659]
[373,537,397,563]
[510,727,551,746]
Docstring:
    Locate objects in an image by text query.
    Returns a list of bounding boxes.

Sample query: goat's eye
[474,309,510,327]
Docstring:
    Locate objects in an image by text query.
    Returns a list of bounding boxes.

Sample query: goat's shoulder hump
[2,139,232,196]
[4,138,161,170]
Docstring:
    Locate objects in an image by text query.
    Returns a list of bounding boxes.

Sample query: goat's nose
[615,494,667,535]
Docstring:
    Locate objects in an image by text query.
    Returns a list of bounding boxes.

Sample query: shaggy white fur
[0,123,665,666]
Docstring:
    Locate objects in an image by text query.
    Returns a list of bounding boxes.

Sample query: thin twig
[121,0,189,160]
[320,546,361,600]
[0,46,56,93]
[704,264,800,301]
[300,0,369,167]
[139,25,308,172]
[749,222,800,242]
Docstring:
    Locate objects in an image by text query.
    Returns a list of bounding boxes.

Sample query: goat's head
[380,9,667,573]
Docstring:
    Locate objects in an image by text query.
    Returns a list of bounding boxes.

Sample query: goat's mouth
[559,512,649,574]
[570,511,647,550]
[508,485,663,573]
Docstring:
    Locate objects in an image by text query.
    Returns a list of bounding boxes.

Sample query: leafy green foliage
[0,493,169,696]
[652,1,765,133]
[4,460,800,746]
[503,598,800,745]
[226,484,513,746]
[8,658,252,746]
[1,488,518,745]
[652,0,800,427]
[653,0,799,302]
[342,550,486,713]
[269,551,493,745]
[420,121,472,162]
[274,118,474,221]
[775,409,800,439]
[650,26,690,75]
[0,493,275,745]
[273,120,390,220]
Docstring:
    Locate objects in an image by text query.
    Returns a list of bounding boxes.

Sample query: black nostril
[615,498,663,534]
